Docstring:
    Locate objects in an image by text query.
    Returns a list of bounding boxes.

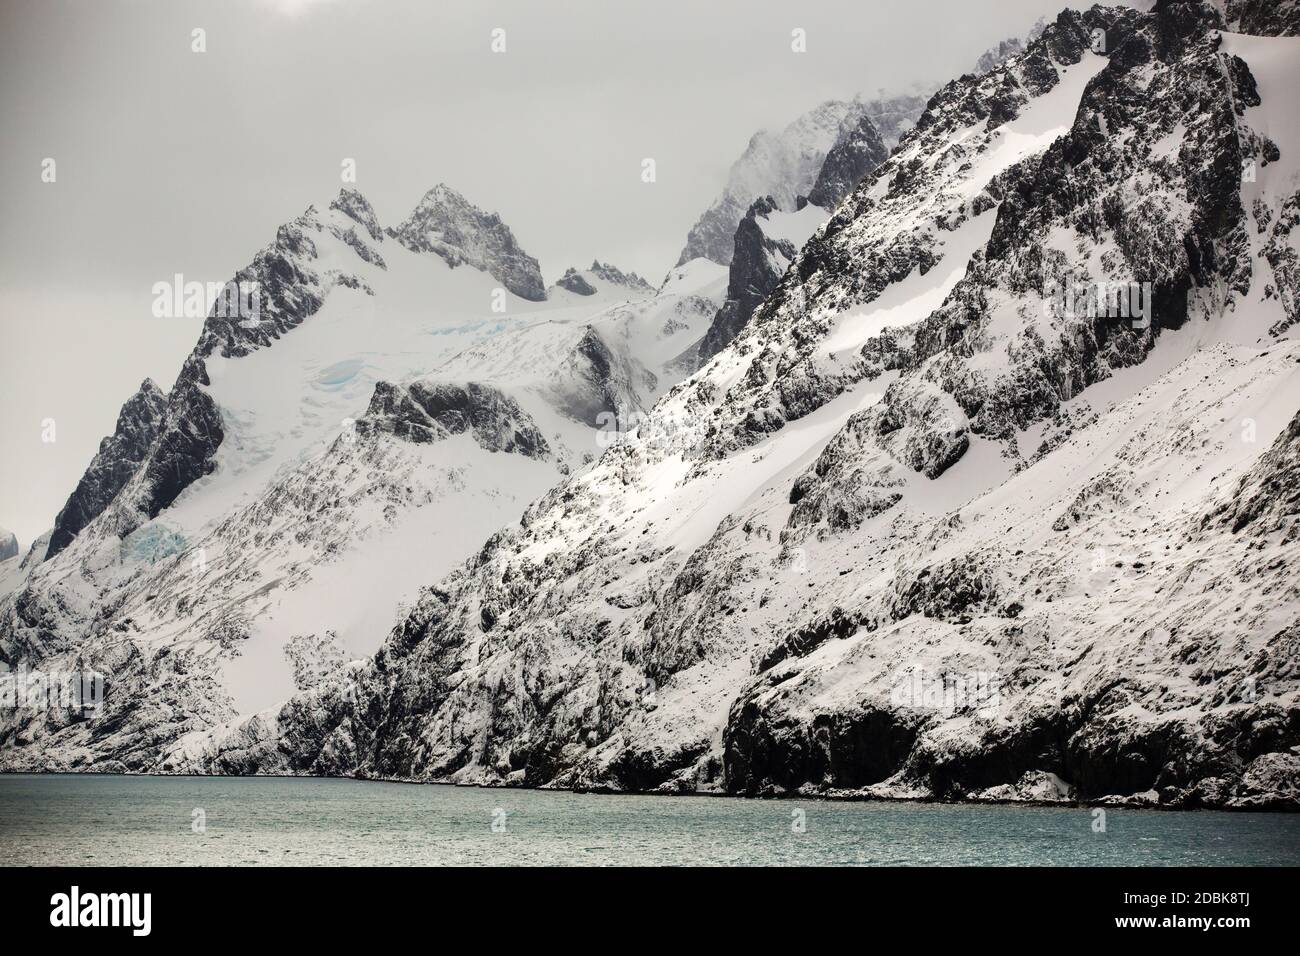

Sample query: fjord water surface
[2,774,1296,866]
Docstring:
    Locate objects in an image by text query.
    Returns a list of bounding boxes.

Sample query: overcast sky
[0,0,1080,546]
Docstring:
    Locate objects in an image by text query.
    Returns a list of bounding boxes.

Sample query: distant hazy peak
[973,16,1048,74]
[0,527,18,561]
[675,98,864,267]
[675,91,929,268]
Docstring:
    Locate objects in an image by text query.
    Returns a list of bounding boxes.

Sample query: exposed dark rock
[869,379,970,478]
[889,554,1002,623]
[329,186,384,242]
[555,268,597,295]
[1261,191,1300,337]
[46,379,168,558]
[676,96,927,267]
[759,605,866,672]
[725,693,925,794]
[783,412,905,539]
[13,3,1300,819]
[363,380,550,458]
[1223,0,1300,37]
[547,327,649,426]
[974,37,1029,75]
[698,197,801,362]
[556,261,655,298]
[49,191,397,554]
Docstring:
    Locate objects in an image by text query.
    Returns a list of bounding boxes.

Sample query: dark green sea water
[1,774,1297,866]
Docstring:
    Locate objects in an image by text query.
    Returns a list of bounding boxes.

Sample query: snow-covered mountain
[0,528,17,563]
[0,185,726,751]
[146,1,1300,811]
[805,112,890,212]
[5,0,1299,815]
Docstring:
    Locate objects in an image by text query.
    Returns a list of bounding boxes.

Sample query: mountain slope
[46,380,168,558]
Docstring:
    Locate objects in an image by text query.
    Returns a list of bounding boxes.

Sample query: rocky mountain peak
[37,186,399,561]
[362,380,551,459]
[590,261,654,294]
[390,184,546,301]
[1220,0,1300,35]
[555,261,655,297]
[8,0,1300,818]
[676,90,931,268]
[329,186,383,242]
[974,38,1027,76]
[555,268,597,296]
[973,17,1048,75]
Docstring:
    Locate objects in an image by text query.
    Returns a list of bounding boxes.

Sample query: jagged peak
[744,195,781,220]
[45,376,171,559]
[406,182,489,219]
[1217,0,1300,36]
[555,267,597,296]
[329,186,383,241]
[390,183,546,301]
[116,378,168,424]
[360,378,551,459]
[590,260,654,293]
[553,261,655,297]
[136,377,166,398]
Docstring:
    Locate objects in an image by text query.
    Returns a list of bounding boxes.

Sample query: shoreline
[2,768,1294,814]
